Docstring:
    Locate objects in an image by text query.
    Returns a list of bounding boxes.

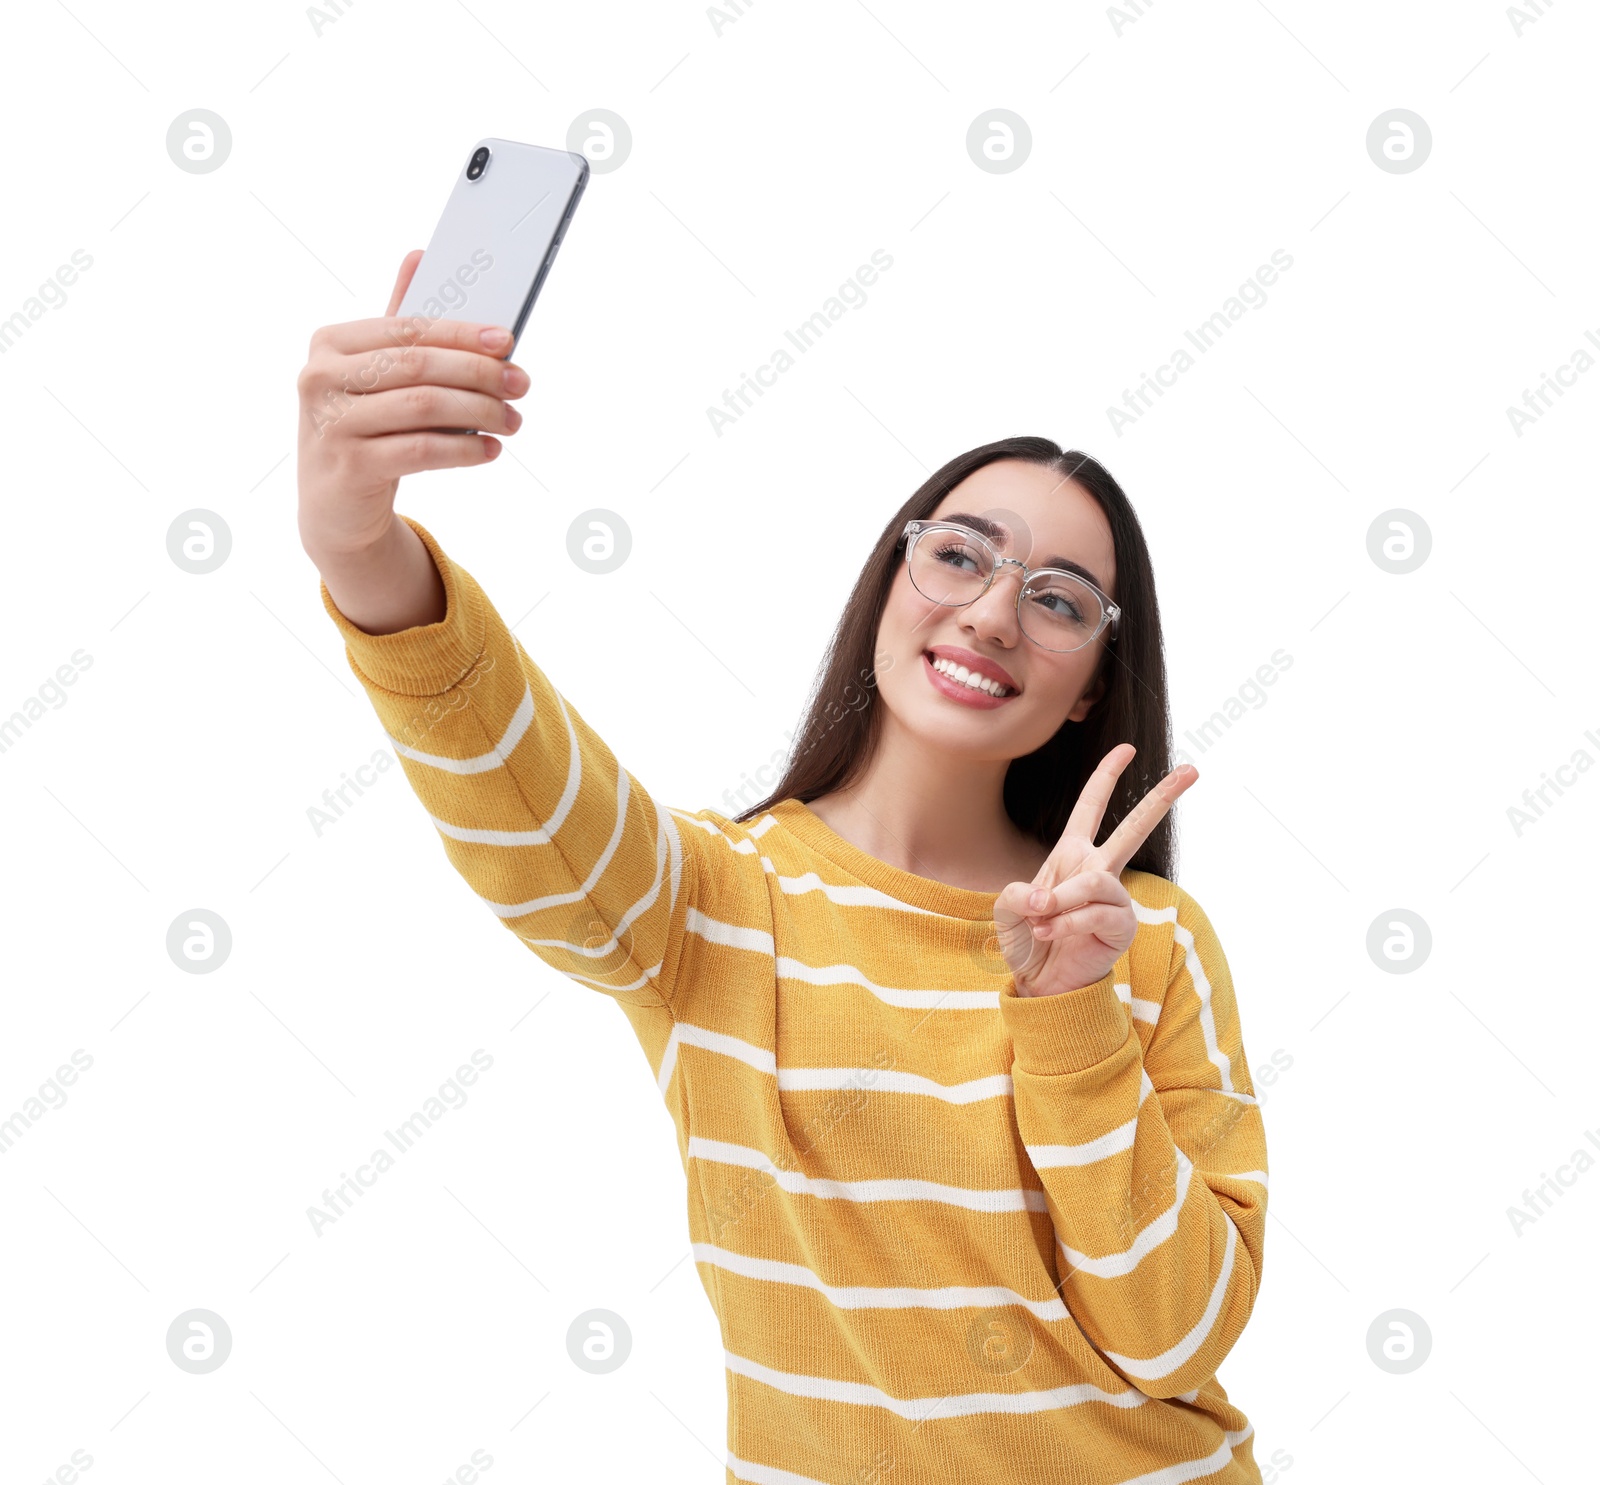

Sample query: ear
[1065,669,1107,723]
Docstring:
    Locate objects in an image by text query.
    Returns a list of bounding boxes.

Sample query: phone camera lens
[466,146,490,181]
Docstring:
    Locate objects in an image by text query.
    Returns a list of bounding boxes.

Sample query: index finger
[1060,742,1135,847]
[383,249,425,318]
[314,313,515,359]
[1093,763,1198,876]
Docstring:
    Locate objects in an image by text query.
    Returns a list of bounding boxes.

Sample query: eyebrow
[938,512,1111,595]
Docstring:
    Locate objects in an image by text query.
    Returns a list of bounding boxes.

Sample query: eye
[1028,588,1084,620]
[932,540,982,573]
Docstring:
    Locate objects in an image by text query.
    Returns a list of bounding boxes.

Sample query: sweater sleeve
[996,881,1267,1399]
[317,514,698,1013]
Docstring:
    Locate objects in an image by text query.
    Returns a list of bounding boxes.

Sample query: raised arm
[990,745,1267,1398]
[296,254,702,1016]
[998,884,1267,1398]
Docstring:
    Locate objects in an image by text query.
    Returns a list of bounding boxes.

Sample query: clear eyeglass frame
[899,519,1121,653]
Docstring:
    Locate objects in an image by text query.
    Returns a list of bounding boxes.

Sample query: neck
[807,710,1045,893]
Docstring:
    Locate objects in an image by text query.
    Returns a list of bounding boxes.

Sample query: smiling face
[874,459,1118,764]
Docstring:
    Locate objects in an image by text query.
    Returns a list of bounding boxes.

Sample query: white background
[2,1,1596,1481]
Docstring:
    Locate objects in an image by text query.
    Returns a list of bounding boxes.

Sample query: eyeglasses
[899,519,1120,654]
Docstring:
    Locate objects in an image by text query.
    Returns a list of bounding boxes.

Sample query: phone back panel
[395,138,588,357]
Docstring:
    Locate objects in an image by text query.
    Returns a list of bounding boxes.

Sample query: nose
[961,561,1026,644]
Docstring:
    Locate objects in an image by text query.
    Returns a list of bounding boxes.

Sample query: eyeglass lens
[908,528,1104,652]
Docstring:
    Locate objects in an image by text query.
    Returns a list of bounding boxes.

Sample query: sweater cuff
[998,970,1129,1075]
[318,515,488,697]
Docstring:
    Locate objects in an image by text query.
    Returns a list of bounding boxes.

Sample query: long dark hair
[732,436,1179,881]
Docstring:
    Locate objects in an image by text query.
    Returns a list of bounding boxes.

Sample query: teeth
[931,655,1011,697]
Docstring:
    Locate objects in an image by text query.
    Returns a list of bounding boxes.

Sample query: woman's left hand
[994,744,1197,997]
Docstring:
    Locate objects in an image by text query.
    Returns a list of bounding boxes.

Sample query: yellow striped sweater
[319,515,1270,1485]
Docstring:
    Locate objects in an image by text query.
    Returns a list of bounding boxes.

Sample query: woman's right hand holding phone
[296,249,527,633]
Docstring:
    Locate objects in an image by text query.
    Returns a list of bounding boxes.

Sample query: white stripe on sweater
[1223,1170,1269,1188]
[1026,1069,1155,1168]
[690,1137,1049,1213]
[1110,1425,1255,1485]
[686,906,776,956]
[1113,981,1161,1024]
[724,1349,1145,1418]
[566,962,663,995]
[506,797,672,958]
[1135,898,1234,1091]
[765,863,944,913]
[400,683,675,957]
[1057,1149,1196,1278]
[662,804,685,924]
[656,1021,1012,1102]
[777,957,1000,1010]
[670,812,943,915]
[657,1022,776,1096]
[779,1066,1013,1103]
[672,808,741,839]
[692,1242,1070,1320]
[727,1452,832,1485]
[488,760,632,916]
[1102,1219,1240,1385]
[387,681,538,776]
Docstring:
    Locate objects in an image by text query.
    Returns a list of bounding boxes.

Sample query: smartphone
[395,137,588,362]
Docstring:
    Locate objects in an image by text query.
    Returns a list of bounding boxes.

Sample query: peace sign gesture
[994,744,1197,998]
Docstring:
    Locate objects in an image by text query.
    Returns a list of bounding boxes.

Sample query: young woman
[296,253,1270,1485]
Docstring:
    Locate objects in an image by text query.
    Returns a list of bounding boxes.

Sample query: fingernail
[481,327,512,350]
[1029,889,1048,911]
[482,436,501,459]
[503,364,529,393]
[505,405,522,431]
